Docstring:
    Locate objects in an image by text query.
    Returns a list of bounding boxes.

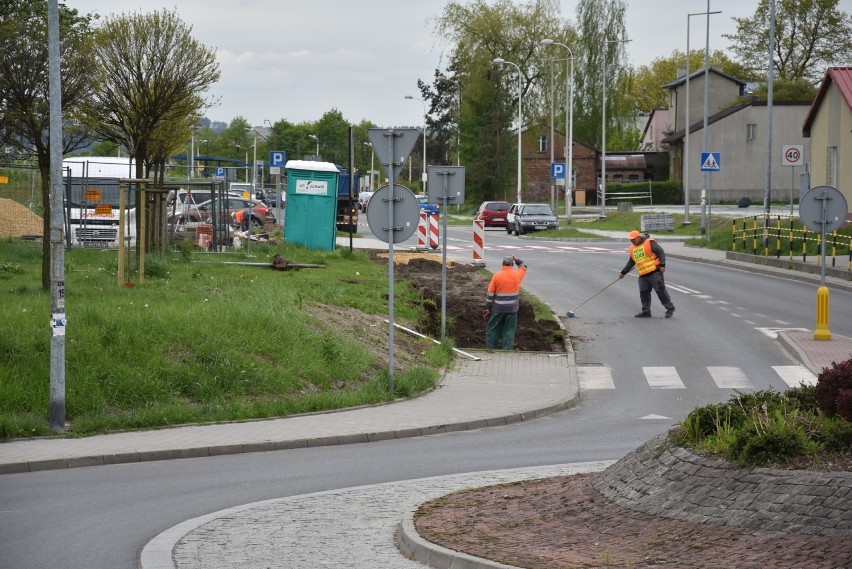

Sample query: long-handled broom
[566,276,622,318]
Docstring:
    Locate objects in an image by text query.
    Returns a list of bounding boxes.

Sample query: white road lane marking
[708,366,752,389]
[578,367,616,390]
[643,367,685,389]
[772,366,818,387]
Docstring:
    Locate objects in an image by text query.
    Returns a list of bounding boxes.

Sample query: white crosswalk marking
[772,366,817,387]
[708,366,752,389]
[643,367,685,389]
[578,367,615,390]
[580,365,812,391]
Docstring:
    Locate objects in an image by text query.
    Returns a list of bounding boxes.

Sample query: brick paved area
[415,436,852,569]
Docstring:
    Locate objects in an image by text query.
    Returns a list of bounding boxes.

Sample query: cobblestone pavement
[141,463,611,569]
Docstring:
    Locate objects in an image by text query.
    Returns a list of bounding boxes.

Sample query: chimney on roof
[677,66,687,79]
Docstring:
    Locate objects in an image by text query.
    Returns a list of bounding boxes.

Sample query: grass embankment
[0,239,452,440]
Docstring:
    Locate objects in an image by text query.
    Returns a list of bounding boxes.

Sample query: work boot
[665,306,675,318]
[634,311,651,318]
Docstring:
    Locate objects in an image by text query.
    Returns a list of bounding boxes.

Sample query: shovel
[566,277,621,318]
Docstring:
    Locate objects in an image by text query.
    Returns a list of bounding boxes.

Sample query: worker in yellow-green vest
[484,255,527,349]
[619,230,675,319]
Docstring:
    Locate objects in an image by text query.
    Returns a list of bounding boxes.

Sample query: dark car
[506,202,559,235]
[474,201,510,227]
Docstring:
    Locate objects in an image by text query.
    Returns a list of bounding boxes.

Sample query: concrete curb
[397,515,519,569]
[0,397,581,476]
[777,331,821,375]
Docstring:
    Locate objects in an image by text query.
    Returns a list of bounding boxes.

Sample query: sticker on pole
[700,152,720,172]
[782,145,803,167]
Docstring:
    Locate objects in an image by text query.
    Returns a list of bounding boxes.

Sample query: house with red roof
[802,67,852,212]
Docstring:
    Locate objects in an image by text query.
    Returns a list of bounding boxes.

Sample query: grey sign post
[798,185,848,340]
[366,128,420,390]
[427,166,465,340]
[799,185,848,284]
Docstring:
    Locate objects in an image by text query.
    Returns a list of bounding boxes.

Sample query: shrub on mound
[815,358,852,422]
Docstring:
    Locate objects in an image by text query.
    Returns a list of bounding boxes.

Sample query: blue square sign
[700,152,721,172]
[550,162,566,179]
[270,151,286,167]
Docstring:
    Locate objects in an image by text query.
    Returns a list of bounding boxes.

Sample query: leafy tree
[630,49,754,113]
[0,0,96,289]
[573,0,630,148]
[314,108,351,165]
[724,0,852,83]
[83,8,220,180]
[431,0,569,201]
[747,77,819,101]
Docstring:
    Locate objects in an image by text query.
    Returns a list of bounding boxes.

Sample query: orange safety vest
[628,239,660,276]
[486,265,527,313]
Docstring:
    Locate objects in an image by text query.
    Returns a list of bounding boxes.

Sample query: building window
[746,124,757,140]
[827,146,837,187]
[538,135,547,153]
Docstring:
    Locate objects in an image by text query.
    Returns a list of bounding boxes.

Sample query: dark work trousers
[486,311,518,350]
[638,271,674,314]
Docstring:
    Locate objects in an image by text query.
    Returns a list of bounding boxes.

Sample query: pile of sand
[0,198,43,239]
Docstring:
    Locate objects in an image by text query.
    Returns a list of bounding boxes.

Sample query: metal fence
[732,213,852,270]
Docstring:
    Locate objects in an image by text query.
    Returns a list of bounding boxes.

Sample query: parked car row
[168,196,275,229]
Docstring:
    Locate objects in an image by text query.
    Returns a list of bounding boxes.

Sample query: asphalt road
[1,224,849,569]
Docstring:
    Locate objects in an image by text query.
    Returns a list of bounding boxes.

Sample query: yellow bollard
[814,286,832,341]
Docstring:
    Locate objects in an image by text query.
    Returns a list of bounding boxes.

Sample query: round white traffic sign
[782,144,804,167]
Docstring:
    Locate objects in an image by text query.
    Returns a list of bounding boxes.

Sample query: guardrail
[732,213,852,270]
[596,182,653,208]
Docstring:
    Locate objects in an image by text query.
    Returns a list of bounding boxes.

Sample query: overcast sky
[66,0,852,130]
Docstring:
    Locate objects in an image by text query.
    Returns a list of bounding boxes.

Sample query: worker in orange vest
[232,208,252,231]
[619,230,675,318]
[484,255,528,349]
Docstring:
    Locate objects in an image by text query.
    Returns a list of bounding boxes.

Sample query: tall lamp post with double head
[493,57,523,205]
[308,134,319,157]
[684,9,721,224]
[404,95,428,191]
[539,38,575,223]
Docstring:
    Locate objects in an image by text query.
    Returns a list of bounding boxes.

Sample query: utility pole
[47,0,66,432]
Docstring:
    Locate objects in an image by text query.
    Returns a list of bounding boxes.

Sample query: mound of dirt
[378,252,565,352]
[0,198,43,239]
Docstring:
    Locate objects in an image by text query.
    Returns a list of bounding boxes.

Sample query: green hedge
[606,181,681,205]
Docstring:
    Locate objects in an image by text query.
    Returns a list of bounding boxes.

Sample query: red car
[474,201,510,227]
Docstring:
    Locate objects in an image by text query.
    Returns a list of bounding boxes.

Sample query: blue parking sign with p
[270,151,286,167]
[551,162,566,179]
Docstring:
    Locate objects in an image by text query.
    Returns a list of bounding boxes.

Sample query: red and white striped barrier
[417,213,428,249]
[428,213,439,249]
[472,220,485,266]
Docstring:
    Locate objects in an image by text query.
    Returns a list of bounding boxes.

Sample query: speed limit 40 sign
[782,144,804,167]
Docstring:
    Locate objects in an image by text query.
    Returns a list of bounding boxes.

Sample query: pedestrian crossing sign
[700,152,721,172]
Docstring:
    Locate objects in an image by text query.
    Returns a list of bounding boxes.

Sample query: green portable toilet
[284,160,340,250]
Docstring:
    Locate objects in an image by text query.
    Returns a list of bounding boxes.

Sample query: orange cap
[628,230,642,239]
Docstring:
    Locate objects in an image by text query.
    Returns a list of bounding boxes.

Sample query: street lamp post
[308,134,319,157]
[684,9,722,225]
[445,77,462,166]
[404,95,427,191]
[235,144,248,182]
[493,57,523,205]
[600,38,631,218]
[363,141,375,190]
[539,39,575,223]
